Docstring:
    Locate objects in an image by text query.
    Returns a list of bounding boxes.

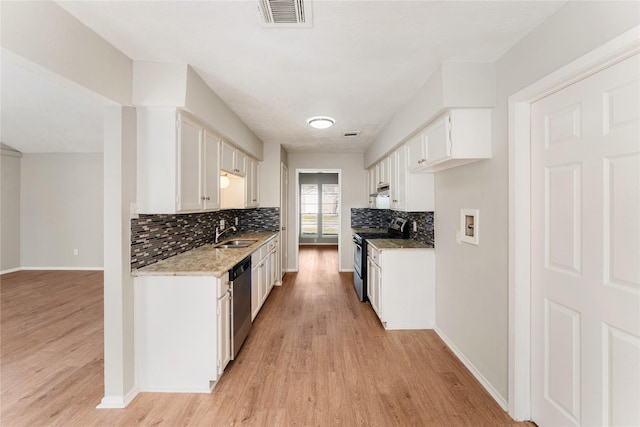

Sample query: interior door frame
[294,168,342,272]
[507,27,639,421]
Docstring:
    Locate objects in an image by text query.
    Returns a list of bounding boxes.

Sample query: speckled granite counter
[132,232,277,278]
[367,238,434,251]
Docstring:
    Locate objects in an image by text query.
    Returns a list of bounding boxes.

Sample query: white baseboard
[339,268,354,273]
[97,387,139,409]
[19,266,104,271]
[0,267,21,275]
[434,325,508,411]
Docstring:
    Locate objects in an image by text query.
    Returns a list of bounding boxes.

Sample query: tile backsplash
[131,207,279,270]
[350,208,435,246]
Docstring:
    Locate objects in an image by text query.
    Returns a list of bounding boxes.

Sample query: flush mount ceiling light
[307,116,335,129]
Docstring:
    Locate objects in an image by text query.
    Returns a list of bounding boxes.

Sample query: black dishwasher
[230,256,252,359]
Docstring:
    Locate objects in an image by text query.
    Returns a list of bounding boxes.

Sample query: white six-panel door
[531,54,639,426]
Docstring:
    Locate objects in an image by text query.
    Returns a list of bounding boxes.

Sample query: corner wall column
[99,106,137,408]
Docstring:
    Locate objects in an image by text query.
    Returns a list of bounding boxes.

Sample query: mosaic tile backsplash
[351,208,435,246]
[131,207,279,270]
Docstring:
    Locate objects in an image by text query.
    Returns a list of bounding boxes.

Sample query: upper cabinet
[137,108,257,214]
[221,141,247,176]
[389,145,434,211]
[408,109,492,173]
[176,117,221,212]
[245,157,259,208]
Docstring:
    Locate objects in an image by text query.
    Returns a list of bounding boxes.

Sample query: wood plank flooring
[1,247,532,426]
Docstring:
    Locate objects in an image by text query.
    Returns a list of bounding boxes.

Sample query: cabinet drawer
[268,238,278,252]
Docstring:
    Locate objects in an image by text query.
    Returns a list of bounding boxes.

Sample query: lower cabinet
[135,275,231,392]
[217,278,231,377]
[366,245,435,330]
[251,235,279,321]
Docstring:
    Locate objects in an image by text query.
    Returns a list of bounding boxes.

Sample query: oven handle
[352,237,362,246]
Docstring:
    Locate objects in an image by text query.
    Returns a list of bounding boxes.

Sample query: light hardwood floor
[1,247,532,426]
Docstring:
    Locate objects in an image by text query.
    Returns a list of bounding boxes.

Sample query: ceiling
[2,1,565,154]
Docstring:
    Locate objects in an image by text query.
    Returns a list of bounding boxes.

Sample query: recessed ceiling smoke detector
[307,116,335,129]
[258,0,312,27]
[344,131,360,137]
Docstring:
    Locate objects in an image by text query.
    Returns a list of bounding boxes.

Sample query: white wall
[435,0,640,403]
[1,148,22,272]
[20,153,103,268]
[1,1,132,105]
[286,152,366,271]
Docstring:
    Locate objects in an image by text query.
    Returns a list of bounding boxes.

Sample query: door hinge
[176,119,181,129]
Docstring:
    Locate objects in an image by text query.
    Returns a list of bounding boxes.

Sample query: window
[300,182,339,237]
[321,184,338,236]
[301,184,318,236]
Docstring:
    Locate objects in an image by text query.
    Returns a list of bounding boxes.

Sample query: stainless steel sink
[215,239,257,249]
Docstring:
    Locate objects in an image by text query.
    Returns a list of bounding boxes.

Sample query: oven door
[353,237,362,275]
[352,237,367,302]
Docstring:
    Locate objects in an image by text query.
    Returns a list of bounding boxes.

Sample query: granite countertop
[367,238,434,251]
[132,232,278,278]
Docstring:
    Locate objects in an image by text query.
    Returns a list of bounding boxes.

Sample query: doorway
[294,169,341,271]
[508,29,639,424]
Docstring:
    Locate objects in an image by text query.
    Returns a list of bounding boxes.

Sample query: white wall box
[459,209,479,245]
[135,274,231,392]
[366,245,435,329]
[409,109,492,173]
[220,141,247,176]
[137,108,221,214]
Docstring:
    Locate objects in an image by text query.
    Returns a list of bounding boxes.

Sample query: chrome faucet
[215,225,237,243]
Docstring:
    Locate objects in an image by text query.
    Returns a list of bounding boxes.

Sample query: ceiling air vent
[258,0,312,27]
[344,131,360,138]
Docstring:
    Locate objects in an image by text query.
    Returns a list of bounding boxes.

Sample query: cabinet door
[391,147,407,210]
[367,168,376,208]
[203,131,221,210]
[251,264,261,321]
[260,259,269,305]
[220,141,236,174]
[217,288,231,376]
[367,258,381,317]
[177,115,203,211]
[245,158,259,207]
[379,156,391,185]
[425,115,451,165]
[235,150,247,176]
[406,132,426,172]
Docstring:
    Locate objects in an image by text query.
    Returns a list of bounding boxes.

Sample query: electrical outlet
[73,249,79,256]
[220,219,225,228]
[235,217,239,226]
[413,221,417,232]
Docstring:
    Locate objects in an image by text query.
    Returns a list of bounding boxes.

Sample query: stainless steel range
[352,218,411,302]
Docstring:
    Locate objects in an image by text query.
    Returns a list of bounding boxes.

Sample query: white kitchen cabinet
[245,157,259,208]
[221,141,247,176]
[367,249,381,317]
[135,274,231,392]
[217,277,231,376]
[137,108,221,214]
[251,235,279,320]
[367,168,377,208]
[366,244,435,330]
[408,109,492,173]
[406,131,427,172]
[203,130,221,210]
[375,156,391,186]
[390,145,434,211]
